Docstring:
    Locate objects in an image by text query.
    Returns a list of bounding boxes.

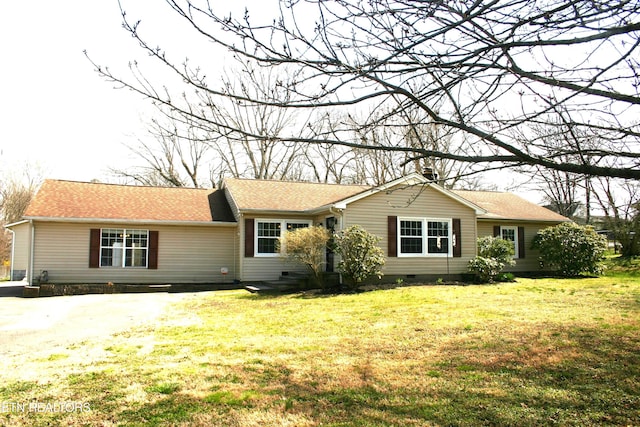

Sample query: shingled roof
[452,190,569,222]
[24,180,235,223]
[223,178,371,212]
[23,178,566,224]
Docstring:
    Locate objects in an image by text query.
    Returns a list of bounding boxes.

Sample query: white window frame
[100,228,149,268]
[398,217,452,257]
[254,219,312,257]
[500,226,519,259]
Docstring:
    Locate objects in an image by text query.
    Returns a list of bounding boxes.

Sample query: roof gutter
[236,208,326,216]
[22,217,238,227]
[4,219,29,229]
[476,217,570,223]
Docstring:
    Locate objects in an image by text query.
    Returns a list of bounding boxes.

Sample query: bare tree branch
[94,0,640,181]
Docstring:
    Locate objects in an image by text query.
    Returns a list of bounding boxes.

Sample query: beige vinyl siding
[32,221,237,284]
[477,220,560,272]
[241,215,317,281]
[344,184,477,277]
[9,221,31,280]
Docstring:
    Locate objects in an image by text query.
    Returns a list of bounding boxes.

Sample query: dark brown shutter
[518,226,525,259]
[89,229,100,268]
[148,231,159,269]
[452,218,461,258]
[493,225,501,237]
[245,218,255,258]
[388,216,397,257]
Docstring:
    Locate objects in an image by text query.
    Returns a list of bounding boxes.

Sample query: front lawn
[1,275,638,426]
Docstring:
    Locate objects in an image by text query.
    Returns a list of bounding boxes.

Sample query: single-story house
[6,173,568,285]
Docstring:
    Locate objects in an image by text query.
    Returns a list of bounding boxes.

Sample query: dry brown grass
[1,276,639,426]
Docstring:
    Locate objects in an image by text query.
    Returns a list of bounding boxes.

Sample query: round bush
[531,222,607,277]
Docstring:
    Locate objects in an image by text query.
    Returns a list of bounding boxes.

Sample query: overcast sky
[0,0,241,183]
[1,1,144,181]
[0,1,295,185]
[0,1,540,202]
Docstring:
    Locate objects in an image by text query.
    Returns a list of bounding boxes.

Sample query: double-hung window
[500,226,519,258]
[256,222,281,254]
[255,220,311,256]
[399,218,452,257]
[427,220,450,255]
[100,228,149,267]
[400,220,423,254]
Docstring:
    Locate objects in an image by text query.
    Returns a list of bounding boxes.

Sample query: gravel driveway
[0,282,198,381]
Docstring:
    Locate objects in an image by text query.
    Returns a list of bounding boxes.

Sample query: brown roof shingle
[24,178,566,224]
[452,190,569,222]
[24,180,235,222]
[223,178,371,212]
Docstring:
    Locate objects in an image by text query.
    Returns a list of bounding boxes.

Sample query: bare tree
[514,112,599,219]
[113,58,311,185]
[113,109,220,187]
[88,0,640,183]
[591,177,640,256]
[0,167,42,263]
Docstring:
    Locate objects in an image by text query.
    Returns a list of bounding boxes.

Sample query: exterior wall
[343,184,478,280]
[477,220,559,272]
[32,221,237,284]
[9,221,31,281]
[240,214,320,282]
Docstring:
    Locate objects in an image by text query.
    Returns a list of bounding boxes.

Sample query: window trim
[254,219,313,257]
[99,228,149,268]
[500,225,519,259]
[398,217,452,257]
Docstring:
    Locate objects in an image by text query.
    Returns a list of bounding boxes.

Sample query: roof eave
[23,216,237,227]
[4,219,30,229]
[477,216,570,223]
[237,208,321,216]
[428,184,487,215]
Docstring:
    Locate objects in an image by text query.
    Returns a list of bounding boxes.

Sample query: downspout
[238,213,244,283]
[28,220,35,285]
[7,227,15,280]
[329,206,343,230]
[329,206,344,284]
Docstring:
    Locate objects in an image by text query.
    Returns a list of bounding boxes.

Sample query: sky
[0,1,540,202]
[0,0,236,183]
[1,1,147,181]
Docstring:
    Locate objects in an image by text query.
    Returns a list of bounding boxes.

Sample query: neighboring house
[6,173,568,285]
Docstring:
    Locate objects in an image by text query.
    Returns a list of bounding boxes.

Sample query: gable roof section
[223,178,370,212]
[24,180,236,223]
[332,173,487,214]
[452,189,569,222]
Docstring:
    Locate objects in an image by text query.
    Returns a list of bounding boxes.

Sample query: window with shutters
[100,228,149,268]
[255,219,312,256]
[500,226,519,259]
[398,218,452,257]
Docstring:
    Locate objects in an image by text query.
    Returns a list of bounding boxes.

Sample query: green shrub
[531,222,607,277]
[468,236,515,283]
[333,225,386,290]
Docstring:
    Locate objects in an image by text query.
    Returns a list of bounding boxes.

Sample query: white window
[100,228,149,268]
[255,220,311,256]
[399,218,452,257]
[500,226,519,258]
